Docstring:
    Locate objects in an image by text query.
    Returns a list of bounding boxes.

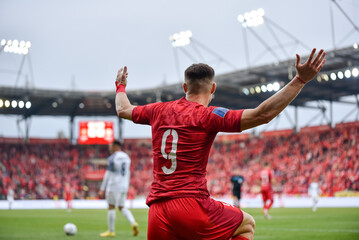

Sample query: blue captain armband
[212,107,229,118]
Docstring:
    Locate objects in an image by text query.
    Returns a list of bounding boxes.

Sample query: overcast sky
[0,0,358,139]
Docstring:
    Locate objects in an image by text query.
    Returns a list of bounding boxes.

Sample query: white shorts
[106,191,128,208]
[310,195,319,202]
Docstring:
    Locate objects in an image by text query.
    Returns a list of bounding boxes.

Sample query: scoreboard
[78,121,114,145]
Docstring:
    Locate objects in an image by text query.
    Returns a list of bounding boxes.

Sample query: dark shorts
[233,191,241,199]
[148,197,243,240]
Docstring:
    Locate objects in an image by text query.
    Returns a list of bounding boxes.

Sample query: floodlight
[242,88,249,95]
[344,69,351,78]
[169,30,192,47]
[2,39,31,55]
[337,71,344,79]
[79,102,85,109]
[250,87,255,94]
[52,102,58,108]
[11,100,17,108]
[273,82,280,91]
[261,85,267,92]
[18,101,24,108]
[354,43,358,49]
[317,75,322,82]
[257,8,265,16]
[352,67,358,77]
[0,99,3,108]
[255,86,261,93]
[237,15,245,23]
[330,73,337,81]
[25,101,31,109]
[5,100,10,108]
[267,83,273,92]
[238,8,265,28]
[322,74,329,81]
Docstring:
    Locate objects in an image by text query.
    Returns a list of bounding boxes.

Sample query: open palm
[296,48,326,83]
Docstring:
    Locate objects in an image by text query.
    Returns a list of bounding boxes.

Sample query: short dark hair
[184,63,215,95]
[113,140,122,148]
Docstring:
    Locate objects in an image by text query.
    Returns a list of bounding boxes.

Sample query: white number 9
[161,129,178,174]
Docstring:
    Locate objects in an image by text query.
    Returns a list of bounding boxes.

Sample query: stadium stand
[0,122,358,200]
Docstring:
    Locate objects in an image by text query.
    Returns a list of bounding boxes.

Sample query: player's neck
[185,93,211,107]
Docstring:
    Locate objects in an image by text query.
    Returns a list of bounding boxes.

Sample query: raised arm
[115,66,135,120]
[241,48,326,131]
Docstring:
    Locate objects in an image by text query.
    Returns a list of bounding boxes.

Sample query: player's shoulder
[143,98,183,112]
[210,106,230,116]
[115,151,130,159]
[136,101,164,110]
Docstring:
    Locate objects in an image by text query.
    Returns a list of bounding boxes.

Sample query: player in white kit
[99,140,139,237]
[308,181,321,212]
[7,186,14,210]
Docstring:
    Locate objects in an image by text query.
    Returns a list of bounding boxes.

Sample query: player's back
[132,97,243,205]
[231,175,244,187]
[308,182,320,196]
[64,185,72,200]
[107,151,131,192]
[260,169,272,191]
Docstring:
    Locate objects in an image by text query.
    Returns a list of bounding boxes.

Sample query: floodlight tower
[329,0,359,49]
[169,30,237,81]
[0,38,34,88]
[169,30,195,81]
[236,8,312,132]
[237,8,266,67]
[237,8,311,68]
[1,38,34,141]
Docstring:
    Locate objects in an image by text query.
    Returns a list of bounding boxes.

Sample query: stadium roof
[0,46,358,118]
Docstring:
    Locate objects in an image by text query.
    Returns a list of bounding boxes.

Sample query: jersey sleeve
[203,107,244,132]
[100,170,110,191]
[132,103,159,125]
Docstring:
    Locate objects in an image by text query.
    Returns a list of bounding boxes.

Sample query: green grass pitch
[0,208,358,239]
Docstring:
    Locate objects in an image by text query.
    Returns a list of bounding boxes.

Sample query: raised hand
[116,66,128,87]
[296,49,326,83]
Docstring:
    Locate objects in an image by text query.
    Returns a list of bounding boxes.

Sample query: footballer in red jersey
[114,48,326,240]
[260,162,274,219]
[63,183,73,212]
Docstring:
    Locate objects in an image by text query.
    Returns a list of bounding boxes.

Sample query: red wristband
[116,82,126,94]
[295,76,306,85]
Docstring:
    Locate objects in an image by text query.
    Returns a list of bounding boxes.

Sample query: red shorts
[148,197,243,240]
[261,189,273,202]
[65,194,72,201]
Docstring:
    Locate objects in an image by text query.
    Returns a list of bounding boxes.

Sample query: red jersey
[132,97,244,205]
[64,185,72,201]
[260,168,273,191]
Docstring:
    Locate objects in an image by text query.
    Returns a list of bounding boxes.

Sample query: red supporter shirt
[260,168,273,191]
[132,97,244,205]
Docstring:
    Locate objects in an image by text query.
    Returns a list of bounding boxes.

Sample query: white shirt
[308,182,321,197]
[100,151,131,192]
[7,189,14,200]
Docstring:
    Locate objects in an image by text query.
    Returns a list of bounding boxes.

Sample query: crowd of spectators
[0,123,358,200]
[207,123,359,197]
